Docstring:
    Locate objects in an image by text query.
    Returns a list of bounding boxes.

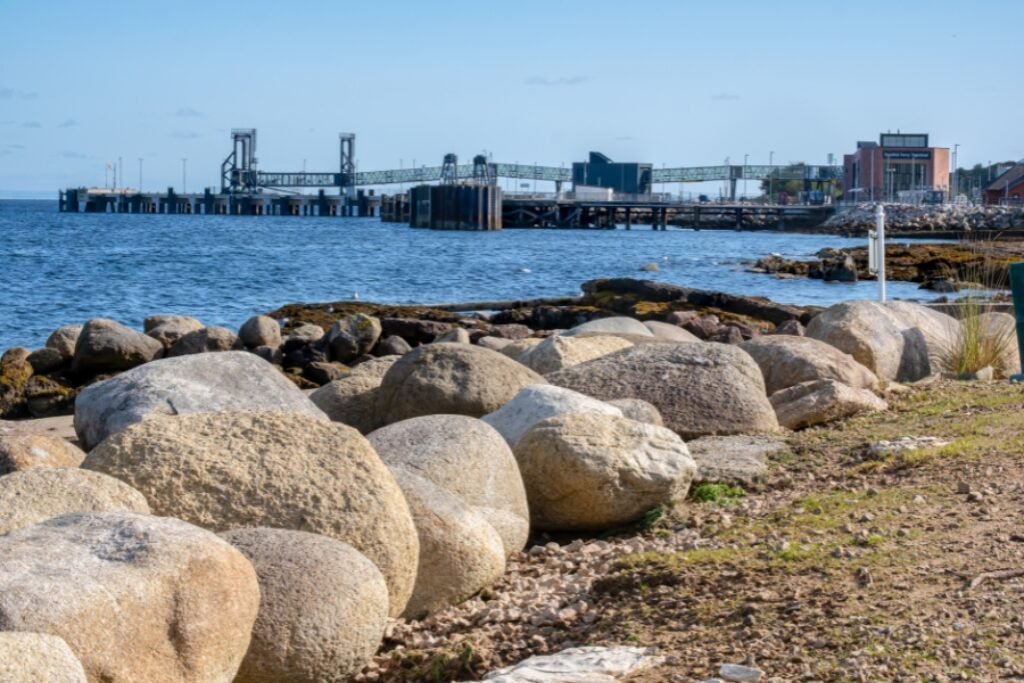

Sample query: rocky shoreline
[824,202,1024,235]
[1,277,1021,682]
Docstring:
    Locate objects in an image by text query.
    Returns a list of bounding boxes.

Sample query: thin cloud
[711,92,741,101]
[22,121,41,128]
[7,144,24,150]
[58,119,78,128]
[60,151,87,159]
[615,136,636,141]
[0,86,38,100]
[174,107,204,118]
[170,130,200,139]
[525,75,588,87]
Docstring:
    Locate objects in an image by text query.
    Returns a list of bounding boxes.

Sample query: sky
[1,0,1022,196]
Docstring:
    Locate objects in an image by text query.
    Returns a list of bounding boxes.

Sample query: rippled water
[0,199,939,351]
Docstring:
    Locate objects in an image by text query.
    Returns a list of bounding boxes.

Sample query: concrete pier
[58,188,382,217]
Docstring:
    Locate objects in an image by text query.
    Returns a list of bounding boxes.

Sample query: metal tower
[472,154,496,185]
[220,129,258,193]
[339,133,356,196]
[440,153,459,184]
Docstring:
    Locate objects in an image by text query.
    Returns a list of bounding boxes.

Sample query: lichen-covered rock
[0,632,88,683]
[0,347,33,418]
[740,335,879,395]
[167,326,242,357]
[390,470,505,619]
[770,379,888,429]
[238,315,282,349]
[0,467,150,534]
[519,335,634,375]
[0,511,260,683]
[72,318,163,373]
[24,375,77,418]
[27,346,66,373]
[482,384,622,447]
[327,314,382,363]
[0,424,85,474]
[219,528,389,683]
[548,343,779,439]
[73,350,327,450]
[144,315,204,349]
[368,414,529,556]
[377,343,545,424]
[83,411,418,616]
[513,413,697,531]
[286,323,326,344]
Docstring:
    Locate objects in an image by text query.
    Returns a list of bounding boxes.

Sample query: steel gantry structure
[220,129,842,195]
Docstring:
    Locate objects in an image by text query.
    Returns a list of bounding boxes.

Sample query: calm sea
[0,199,938,351]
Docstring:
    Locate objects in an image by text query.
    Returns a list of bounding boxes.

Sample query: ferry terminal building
[843,133,950,202]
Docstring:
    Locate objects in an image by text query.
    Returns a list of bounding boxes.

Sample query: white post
[875,203,887,302]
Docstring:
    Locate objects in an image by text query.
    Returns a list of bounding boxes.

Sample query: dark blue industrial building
[571,152,653,195]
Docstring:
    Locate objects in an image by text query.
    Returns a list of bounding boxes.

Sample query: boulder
[519,335,633,375]
[380,318,454,346]
[0,467,150,534]
[374,334,412,356]
[770,379,888,430]
[482,384,623,447]
[978,312,1020,378]
[72,319,163,374]
[0,632,88,683]
[478,336,513,352]
[348,354,402,380]
[252,345,283,365]
[0,512,260,683]
[73,350,327,450]
[0,348,33,418]
[643,320,702,343]
[606,398,664,426]
[368,414,529,556]
[773,320,806,336]
[219,528,389,683]
[476,646,662,683]
[45,323,83,360]
[885,301,960,368]
[687,435,787,484]
[310,373,383,434]
[805,301,931,382]
[390,470,505,619]
[144,315,203,349]
[167,325,242,357]
[303,361,349,385]
[513,413,697,531]
[82,411,418,616]
[490,324,533,340]
[548,343,779,439]
[376,343,545,424]
[238,315,282,349]
[435,327,471,344]
[501,337,543,360]
[739,335,879,395]
[286,323,325,344]
[562,316,653,338]
[327,314,382,363]
[0,424,85,474]
[23,376,77,418]
[27,346,66,373]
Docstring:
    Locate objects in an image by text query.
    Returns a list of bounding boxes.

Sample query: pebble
[720,663,764,682]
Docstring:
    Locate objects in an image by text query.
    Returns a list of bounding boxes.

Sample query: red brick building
[843,133,950,202]
[983,164,1024,204]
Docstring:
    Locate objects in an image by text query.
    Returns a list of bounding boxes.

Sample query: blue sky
[1,0,1021,195]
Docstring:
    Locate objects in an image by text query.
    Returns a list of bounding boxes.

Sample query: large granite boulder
[72,318,163,373]
[978,312,1020,378]
[73,351,327,450]
[376,343,545,424]
[0,632,88,683]
[606,398,664,426]
[368,414,529,556]
[0,467,150,534]
[770,379,888,430]
[562,316,653,338]
[45,324,83,361]
[519,335,633,375]
[500,337,543,360]
[482,384,623,447]
[27,346,66,374]
[0,423,85,474]
[83,411,418,616]
[885,301,960,368]
[310,356,402,433]
[167,326,242,357]
[327,314,382,363]
[220,528,389,683]
[238,315,282,349]
[805,300,931,382]
[391,469,506,619]
[643,320,702,343]
[144,315,203,349]
[548,343,779,439]
[0,512,260,683]
[513,413,697,531]
[739,335,879,395]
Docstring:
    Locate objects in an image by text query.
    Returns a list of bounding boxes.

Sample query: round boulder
[513,413,697,531]
[482,384,623,447]
[0,632,88,683]
[519,334,634,375]
[0,424,85,474]
[168,326,242,357]
[0,511,260,683]
[0,467,150,534]
[643,320,702,343]
[144,315,204,349]
[562,316,653,338]
[391,470,506,619]
[310,373,383,434]
[327,314,382,363]
[73,350,327,450]
[82,411,418,616]
[548,343,779,439]
[606,398,664,426]
[220,528,389,683]
[740,335,879,395]
[368,413,529,556]
[239,315,283,349]
[45,324,83,361]
[376,343,545,424]
[72,318,164,374]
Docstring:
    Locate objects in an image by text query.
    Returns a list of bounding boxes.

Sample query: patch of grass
[691,483,746,504]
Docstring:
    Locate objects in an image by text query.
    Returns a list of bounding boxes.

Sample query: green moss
[691,483,746,504]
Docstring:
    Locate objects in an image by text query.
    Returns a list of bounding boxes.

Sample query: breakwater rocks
[750,241,1024,291]
[826,202,1024,234]
[0,286,1011,681]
